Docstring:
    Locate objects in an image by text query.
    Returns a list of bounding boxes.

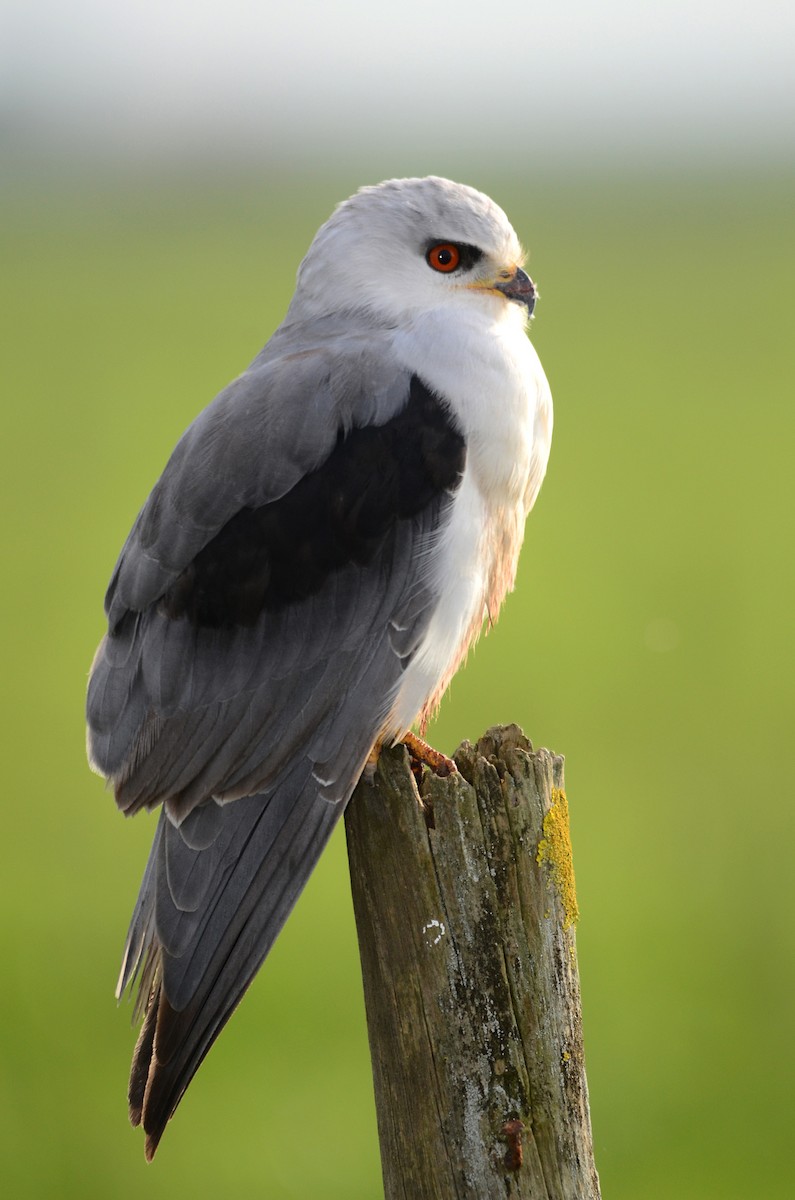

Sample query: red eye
[427,243,461,273]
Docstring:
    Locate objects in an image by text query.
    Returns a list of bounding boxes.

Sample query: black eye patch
[424,241,483,272]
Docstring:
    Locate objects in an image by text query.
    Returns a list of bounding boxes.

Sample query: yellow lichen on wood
[536,787,580,929]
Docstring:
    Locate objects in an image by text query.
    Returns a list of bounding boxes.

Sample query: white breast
[387,302,553,736]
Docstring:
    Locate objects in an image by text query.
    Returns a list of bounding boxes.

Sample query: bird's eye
[426,243,461,273]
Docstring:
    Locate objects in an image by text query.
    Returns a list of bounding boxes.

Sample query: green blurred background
[2,4,794,1198]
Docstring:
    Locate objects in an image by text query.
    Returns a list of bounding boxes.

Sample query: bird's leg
[401,731,458,778]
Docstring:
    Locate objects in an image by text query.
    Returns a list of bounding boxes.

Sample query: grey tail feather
[128,968,160,1130]
[115,815,163,1020]
[120,780,347,1159]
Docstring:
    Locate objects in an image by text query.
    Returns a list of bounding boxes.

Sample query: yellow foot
[401,731,458,779]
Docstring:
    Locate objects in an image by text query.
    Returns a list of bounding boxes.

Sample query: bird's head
[288,176,536,327]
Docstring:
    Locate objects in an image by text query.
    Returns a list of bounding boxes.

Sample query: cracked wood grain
[345,724,601,1200]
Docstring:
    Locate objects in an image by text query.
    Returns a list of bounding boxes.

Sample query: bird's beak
[468,266,537,314]
[492,267,536,314]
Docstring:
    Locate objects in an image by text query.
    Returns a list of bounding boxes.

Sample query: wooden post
[344,724,600,1200]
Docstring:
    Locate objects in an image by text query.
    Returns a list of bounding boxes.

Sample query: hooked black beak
[494,267,536,315]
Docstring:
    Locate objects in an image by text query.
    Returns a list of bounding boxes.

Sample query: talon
[402,731,458,778]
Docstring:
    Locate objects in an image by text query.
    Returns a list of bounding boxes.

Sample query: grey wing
[86,338,465,1158]
[98,327,410,636]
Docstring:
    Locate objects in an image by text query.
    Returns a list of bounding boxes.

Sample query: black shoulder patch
[161,377,466,628]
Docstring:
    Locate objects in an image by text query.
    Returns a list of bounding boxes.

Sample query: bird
[86,176,553,1160]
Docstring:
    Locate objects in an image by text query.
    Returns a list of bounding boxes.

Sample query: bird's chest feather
[388,306,552,732]
[394,304,549,507]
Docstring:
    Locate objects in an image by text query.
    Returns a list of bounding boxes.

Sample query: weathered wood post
[344,724,600,1200]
